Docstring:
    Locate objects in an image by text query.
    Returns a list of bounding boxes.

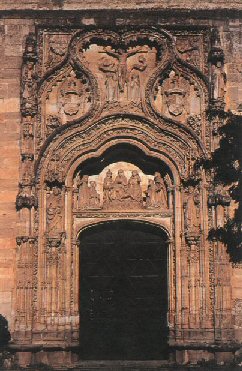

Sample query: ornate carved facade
[12,22,240,365]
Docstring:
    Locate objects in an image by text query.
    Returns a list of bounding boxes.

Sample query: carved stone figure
[145,179,156,208]
[211,61,226,100]
[128,70,140,103]
[21,38,38,117]
[103,170,114,208]
[128,56,147,103]
[154,172,167,208]
[77,175,101,210]
[99,58,119,101]
[128,170,143,206]
[21,79,37,117]
[46,187,63,237]
[88,181,100,208]
[184,186,200,236]
[101,46,145,92]
[113,169,128,204]
[77,175,90,209]
[23,33,37,61]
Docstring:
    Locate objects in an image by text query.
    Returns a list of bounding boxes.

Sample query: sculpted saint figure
[154,172,167,208]
[88,181,100,208]
[128,170,143,206]
[113,169,128,202]
[103,170,114,208]
[99,58,118,102]
[102,46,146,93]
[77,175,90,209]
[184,186,200,235]
[145,179,156,208]
[46,187,62,237]
[129,56,147,103]
[211,61,226,100]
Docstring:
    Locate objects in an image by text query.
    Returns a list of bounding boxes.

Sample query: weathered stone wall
[0,4,241,345]
[0,0,242,11]
[0,18,35,328]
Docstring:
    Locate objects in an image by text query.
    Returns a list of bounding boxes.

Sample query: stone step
[49,361,241,371]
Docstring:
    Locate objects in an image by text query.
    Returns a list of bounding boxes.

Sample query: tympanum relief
[78,41,158,113]
[73,163,170,211]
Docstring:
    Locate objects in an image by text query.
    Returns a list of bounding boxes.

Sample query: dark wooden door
[79,221,168,360]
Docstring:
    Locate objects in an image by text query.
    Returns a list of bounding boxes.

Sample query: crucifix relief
[98,46,147,105]
[77,36,159,111]
[99,46,147,94]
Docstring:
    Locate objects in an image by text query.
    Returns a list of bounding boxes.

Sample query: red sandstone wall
[0,18,35,327]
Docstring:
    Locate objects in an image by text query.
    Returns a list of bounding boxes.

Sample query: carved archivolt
[36,114,205,189]
[15,25,234,349]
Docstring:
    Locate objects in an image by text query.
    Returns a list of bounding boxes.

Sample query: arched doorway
[79,220,169,360]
